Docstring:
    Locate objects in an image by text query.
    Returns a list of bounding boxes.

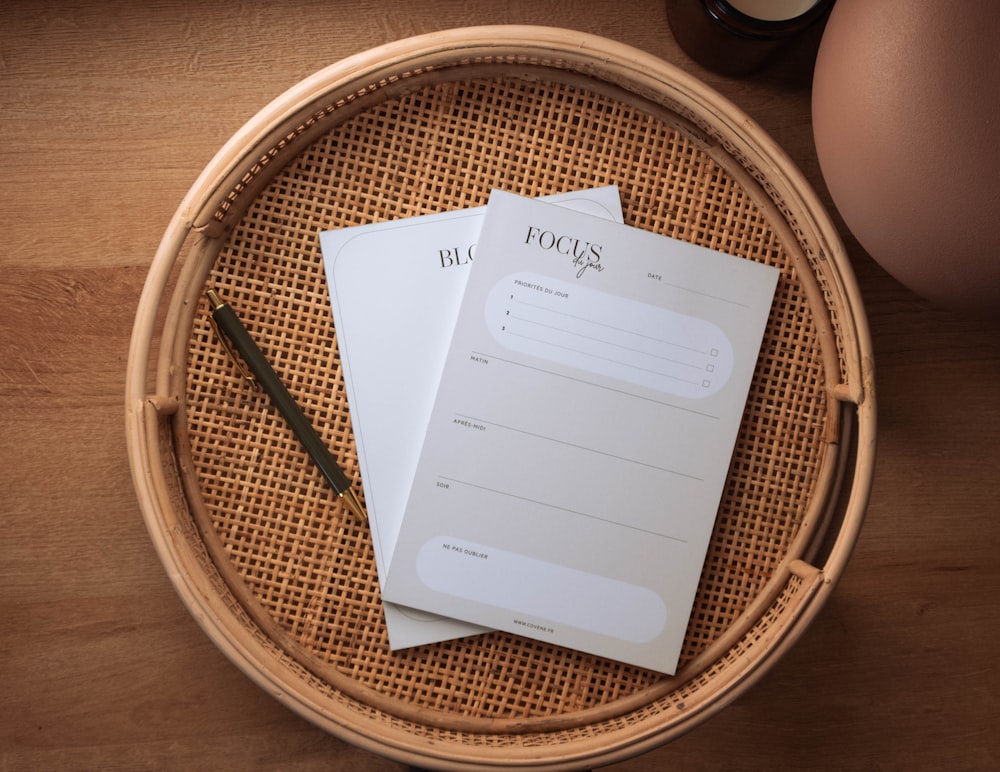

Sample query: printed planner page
[384,190,779,673]
[321,186,623,649]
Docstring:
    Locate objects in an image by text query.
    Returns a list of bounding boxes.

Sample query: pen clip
[207,304,260,391]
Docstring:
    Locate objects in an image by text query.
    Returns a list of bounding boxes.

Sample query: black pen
[205,289,367,523]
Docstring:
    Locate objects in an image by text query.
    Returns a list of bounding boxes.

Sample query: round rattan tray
[126,26,875,770]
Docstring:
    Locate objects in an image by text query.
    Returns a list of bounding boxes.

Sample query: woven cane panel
[181,75,827,727]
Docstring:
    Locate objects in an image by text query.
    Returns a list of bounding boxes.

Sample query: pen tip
[341,488,368,523]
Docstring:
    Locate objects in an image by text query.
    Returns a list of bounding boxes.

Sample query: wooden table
[2,2,997,769]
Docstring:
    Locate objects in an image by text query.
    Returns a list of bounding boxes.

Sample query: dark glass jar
[666,0,835,76]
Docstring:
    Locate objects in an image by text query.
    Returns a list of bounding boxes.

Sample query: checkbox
[710,348,719,357]
[702,379,711,388]
[706,363,715,372]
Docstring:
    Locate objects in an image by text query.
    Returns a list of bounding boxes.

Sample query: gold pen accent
[205,288,367,523]
[207,311,258,389]
[339,487,367,524]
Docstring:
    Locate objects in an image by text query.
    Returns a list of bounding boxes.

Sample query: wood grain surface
[2,1,997,770]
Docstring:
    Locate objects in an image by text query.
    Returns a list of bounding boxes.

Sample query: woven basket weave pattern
[176,74,828,735]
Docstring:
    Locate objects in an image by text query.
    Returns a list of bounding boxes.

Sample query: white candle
[726,0,823,22]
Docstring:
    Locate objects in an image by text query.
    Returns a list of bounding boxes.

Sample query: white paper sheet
[320,187,623,649]
[383,190,779,673]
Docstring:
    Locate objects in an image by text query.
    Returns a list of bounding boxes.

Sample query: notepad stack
[321,186,777,674]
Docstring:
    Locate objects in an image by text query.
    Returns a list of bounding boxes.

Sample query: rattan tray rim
[125,25,876,770]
